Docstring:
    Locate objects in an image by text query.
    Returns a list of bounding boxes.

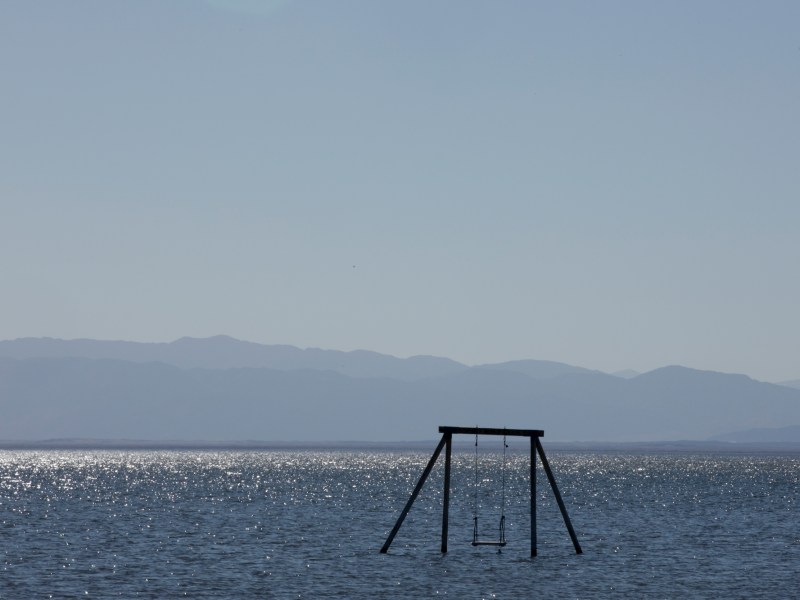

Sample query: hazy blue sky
[2,1,798,381]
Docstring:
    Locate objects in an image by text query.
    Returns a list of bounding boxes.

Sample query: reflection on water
[1,449,798,597]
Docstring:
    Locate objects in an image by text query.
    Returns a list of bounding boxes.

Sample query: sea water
[1,447,798,598]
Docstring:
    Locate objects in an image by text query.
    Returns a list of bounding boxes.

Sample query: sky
[1,1,798,382]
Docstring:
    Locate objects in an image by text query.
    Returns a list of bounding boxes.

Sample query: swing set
[380,426,582,557]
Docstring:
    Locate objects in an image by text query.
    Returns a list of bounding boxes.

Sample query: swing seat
[472,515,506,547]
[472,540,507,547]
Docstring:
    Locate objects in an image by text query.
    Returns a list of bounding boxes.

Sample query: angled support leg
[536,437,582,554]
[380,434,447,553]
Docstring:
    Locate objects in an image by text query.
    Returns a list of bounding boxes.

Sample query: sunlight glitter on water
[1,450,798,598]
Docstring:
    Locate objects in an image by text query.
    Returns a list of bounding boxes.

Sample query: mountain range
[1,336,799,444]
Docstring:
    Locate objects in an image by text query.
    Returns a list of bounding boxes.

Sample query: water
[1,447,798,598]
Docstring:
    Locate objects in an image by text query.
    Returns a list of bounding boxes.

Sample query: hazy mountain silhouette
[2,354,799,443]
[0,336,467,381]
[779,379,800,390]
[710,425,800,443]
[0,336,617,382]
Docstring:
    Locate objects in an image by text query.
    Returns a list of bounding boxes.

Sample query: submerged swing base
[472,515,506,547]
[472,541,506,547]
[380,426,582,557]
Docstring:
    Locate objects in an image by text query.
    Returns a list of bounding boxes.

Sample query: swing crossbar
[439,426,543,437]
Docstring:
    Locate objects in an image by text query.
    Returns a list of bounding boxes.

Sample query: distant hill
[2,355,799,443]
[0,336,467,381]
[0,336,656,384]
[710,425,800,443]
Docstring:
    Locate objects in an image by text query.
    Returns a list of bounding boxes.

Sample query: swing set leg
[536,437,583,554]
[530,434,537,557]
[380,434,448,554]
[442,432,452,553]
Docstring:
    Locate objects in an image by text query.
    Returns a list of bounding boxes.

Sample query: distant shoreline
[2,439,800,454]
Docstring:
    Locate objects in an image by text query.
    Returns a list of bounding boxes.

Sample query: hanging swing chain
[474,431,509,544]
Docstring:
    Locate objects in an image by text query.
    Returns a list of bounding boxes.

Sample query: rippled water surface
[1,448,798,598]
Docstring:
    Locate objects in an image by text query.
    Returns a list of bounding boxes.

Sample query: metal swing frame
[380,426,582,557]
